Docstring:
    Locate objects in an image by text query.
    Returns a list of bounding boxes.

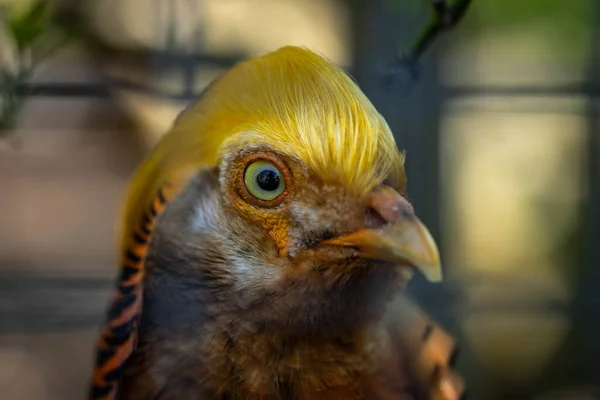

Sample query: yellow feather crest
[119,46,405,256]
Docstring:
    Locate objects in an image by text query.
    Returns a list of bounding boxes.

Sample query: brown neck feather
[200,317,386,398]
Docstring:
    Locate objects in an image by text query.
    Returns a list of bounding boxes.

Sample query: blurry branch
[410,0,472,59]
[0,0,73,134]
[382,0,473,92]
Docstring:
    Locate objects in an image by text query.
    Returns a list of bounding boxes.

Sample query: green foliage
[0,0,70,133]
[0,70,25,131]
[467,0,591,29]
[6,0,51,51]
[458,0,593,60]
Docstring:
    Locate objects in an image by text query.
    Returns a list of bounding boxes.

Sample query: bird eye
[243,160,286,201]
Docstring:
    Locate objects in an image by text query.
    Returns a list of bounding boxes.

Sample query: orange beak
[323,186,443,283]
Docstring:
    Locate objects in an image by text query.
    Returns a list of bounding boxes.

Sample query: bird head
[127,46,442,331]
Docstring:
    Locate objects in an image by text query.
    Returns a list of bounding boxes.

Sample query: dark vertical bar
[574,0,600,383]
[349,0,442,318]
[182,58,196,99]
[351,0,452,328]
[348,0,493,398]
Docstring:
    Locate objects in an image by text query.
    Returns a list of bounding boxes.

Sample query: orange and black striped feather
[90,184,173,400]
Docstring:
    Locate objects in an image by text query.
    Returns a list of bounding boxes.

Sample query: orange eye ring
[235,152,292,208]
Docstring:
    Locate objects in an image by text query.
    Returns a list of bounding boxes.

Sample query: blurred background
[0,0,598,399]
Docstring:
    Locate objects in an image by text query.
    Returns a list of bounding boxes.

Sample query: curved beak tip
[420,262,443,283]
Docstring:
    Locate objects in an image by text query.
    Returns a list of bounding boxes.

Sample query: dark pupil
[256,169,280,191]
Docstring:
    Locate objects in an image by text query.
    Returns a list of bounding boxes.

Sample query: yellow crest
[119,46,406,257]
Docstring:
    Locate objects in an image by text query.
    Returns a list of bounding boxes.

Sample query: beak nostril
[368,185,406,224]
[400,209,413,221]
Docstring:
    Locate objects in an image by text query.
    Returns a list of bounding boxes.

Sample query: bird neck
[202,319,384,397]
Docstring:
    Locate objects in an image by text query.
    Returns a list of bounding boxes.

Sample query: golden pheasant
[89,46,463,400]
